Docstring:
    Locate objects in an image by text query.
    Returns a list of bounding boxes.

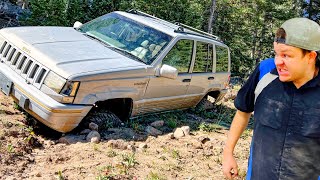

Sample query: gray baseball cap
[275,18,320,51]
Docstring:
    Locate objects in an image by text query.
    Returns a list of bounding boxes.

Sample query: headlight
[43,71,80,104]
[43,71,66,93]
[61,81,80,96]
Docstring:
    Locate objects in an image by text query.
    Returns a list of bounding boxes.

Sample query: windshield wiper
[107,46,146,64]
[83,33,111,46]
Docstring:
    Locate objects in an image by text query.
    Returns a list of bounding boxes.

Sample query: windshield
[79,12,172,64]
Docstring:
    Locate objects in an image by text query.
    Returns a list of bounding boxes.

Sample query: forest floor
[0,89,252,180]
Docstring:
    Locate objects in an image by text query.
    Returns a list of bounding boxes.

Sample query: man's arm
[222,110,252,179]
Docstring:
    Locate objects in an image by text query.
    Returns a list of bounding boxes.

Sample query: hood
[0,27,146,78]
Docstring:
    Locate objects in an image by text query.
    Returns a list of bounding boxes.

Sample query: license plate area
[0,72,13,95]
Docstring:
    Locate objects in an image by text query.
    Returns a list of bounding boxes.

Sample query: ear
[309,51,317,60]
[308,51,317,64]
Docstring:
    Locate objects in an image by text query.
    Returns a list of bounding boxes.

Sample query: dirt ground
[0,91,252,180]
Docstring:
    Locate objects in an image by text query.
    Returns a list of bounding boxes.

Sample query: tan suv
[0,10,231,132]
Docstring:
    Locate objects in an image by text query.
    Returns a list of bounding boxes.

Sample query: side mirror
[159,64,178,79]
[73,21,83,29]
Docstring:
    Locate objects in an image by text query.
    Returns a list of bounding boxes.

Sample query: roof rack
[127,9,169,23]
[127,9,221,42]
[174,22,220,41]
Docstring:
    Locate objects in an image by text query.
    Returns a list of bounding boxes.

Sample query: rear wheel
[84,110,122,131]
[195,95,215,111]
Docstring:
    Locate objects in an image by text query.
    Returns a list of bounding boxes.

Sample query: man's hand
[222,150,238,179]
[222,110,251,179]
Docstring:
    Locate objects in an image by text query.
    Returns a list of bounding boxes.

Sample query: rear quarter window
[216,45,229,72]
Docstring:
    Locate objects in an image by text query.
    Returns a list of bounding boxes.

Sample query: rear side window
[162,39,193,73]
[216,45,229,72]
[193,42,213,73]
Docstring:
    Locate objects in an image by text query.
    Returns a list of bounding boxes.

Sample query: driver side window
[162,39,193,73]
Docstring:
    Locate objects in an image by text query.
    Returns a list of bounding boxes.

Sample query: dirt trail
[0,92,251,180]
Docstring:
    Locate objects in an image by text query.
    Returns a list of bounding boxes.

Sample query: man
[222,18,320,180]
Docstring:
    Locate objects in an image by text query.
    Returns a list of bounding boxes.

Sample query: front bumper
[0,62,92,133]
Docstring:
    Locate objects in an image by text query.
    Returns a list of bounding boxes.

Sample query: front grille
[0,41,48,87]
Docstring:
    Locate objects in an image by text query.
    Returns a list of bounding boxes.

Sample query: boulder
[145,126,162,136]
[86,131,101,142]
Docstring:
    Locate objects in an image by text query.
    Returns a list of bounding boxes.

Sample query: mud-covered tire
[85,110,122,131]
[195,96,215,111]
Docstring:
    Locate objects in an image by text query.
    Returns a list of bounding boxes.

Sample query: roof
[115,11,223,44]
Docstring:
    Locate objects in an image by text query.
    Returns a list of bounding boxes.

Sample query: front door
[141,39,194,114]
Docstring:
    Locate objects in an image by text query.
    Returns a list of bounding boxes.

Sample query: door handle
[208,77,215,80]
[182,79,191,82]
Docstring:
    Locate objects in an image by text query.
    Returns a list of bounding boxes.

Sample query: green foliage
[166,117,178,129]
[241,129,252,140]
[171,149,181,159]
[20,0,303,75]
[119,153,138,175]
[121,153,137,168]
[106,149,117,157]
[66,0,91,25]
[7,144,14,153]
[146,171,167,180]
[209,0,299,76]
[96,165,115,180]
[57,170,65,180]
[198,122,223,132]
[22,0,68,26]
[13,102,22,111]
[302,0,320,22]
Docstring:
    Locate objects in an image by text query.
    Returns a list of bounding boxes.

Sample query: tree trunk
[256,13,268,64]
[207,0,216,33]
[251,29,258,61]
[308,0,313,19]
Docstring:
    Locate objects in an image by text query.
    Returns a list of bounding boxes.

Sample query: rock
[192,140,203,149]
[89,122,99,131]
[181,126,190,136]
[203,149,213,157]
[167,133,174,139]
[146,136,156,143]
[203,141,215,150]
[43,140,55,147]
[198,136,210,144]
[6,177,17,180]
[58,135,81,144]
[90,136,100,143]
[104,128,142,140]
[106,139,128,150]
[150,120,164,127]
[30,171,41,177]
[145,126,162,136]
[35,172,41,177]
[223,89,238,101]
[86,131,101,142]
[127,145,136,152]
[173,128,185,139]
[139,143,147,149]
[80,129,91,135]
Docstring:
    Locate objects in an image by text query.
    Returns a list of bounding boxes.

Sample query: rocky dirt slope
[0,89,251,180]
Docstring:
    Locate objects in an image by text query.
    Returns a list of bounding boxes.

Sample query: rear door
[185,41,215,106]
[186,41,230,106]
